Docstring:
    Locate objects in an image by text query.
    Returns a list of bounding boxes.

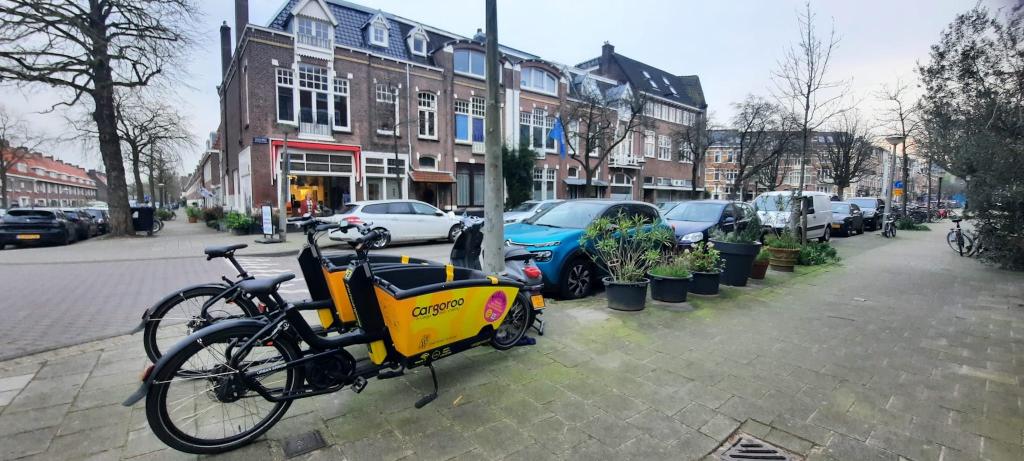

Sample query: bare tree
[772,1,848,241]
[757,149,789,192]
[116,96,192,203]
[677,112,715,198]
[729,96,800,199]
[878,80,922,216]
[560,77,650,198]
[0,0,198,235]
[0,107,45,208]
[817,112,877,199]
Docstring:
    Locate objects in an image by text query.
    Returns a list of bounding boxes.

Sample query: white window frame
[296,17,331,49]
[418,155,438,171]
[375,83,399,136]
[454,99,471,144]
[368,16,389,47]
[520,67,557,95]
[657,135,671,161]
[408,29,428,57]
[417,92,437,140]
[333,78,350,131]
[643,130,656,158]
[453,49,485,79]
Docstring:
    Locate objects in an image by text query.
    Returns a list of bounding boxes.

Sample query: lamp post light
[157,183,165,209]
[883,136,905,231]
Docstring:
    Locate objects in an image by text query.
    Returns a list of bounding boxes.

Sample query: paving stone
[523,416,590,453]
[590,390,649,420]
[738,419,772,438]
[465,420,536,459]
[199,440,274,461]
[980,436,1023,461]
[439,398,504,430]
[0,373,34,392]
[698,413,740,441]
[625,408,689,444]
[675,402,719,430]
[668,426,721,460]
[808,406,875,441]
[716,395,776,426]
[763,427,815,455]
[33,352,101,380]
[325,408,390,443]
[4,372,89,411]
[866,427,942,461]
[676,380,732,409]
[825,432,899,461]
[908,418,983,455]
[71,382,139,411]
[0,402,69,437]
[616,434,678,461]
[542,395,605,424]
[48,422,128,459]
[339,430,414,461]
[500,444,559,460]
[1,426,56,459]
[122,448,197,460]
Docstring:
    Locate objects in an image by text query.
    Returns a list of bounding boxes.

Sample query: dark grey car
[830,202,864,236]
[848,197,884,231]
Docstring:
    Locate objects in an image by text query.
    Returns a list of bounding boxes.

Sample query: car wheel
[858,222,865,234]
[559,257,594,300]
[818,225,830,242]
[369,228,391,249]
[63,231,72,246]
[447,224,462,243]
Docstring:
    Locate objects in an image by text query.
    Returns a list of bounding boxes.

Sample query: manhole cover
[282,430,327,458]
[714,432,802,460]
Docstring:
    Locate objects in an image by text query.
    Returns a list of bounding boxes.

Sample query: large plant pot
[711,240,762,287]
[231,227,248,236]
[649,274,691,303]
[187,216,198,223]
[603,277,649,311]
[768,247,800,272]
[690,271,721,295]
[750,259,769,280]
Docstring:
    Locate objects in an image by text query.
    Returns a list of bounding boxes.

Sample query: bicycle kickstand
[414,363,439,409]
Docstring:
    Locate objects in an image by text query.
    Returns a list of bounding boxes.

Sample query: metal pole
[881,142,894,230]
[278,132,289,242]
[482,0,503,274]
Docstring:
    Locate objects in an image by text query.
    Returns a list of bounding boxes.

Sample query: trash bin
[132,207,155,235]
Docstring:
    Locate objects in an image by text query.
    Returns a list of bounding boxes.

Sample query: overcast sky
[0,0,1014,174]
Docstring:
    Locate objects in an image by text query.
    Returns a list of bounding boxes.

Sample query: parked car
[753,191,834,242]
[503,199,563,224]
[847,197,885,231]
[326,200,460,248]
[662,200,754,246]
[504,199,664,299]
[656,201,687,216]
[0,208,78,247]
[830,202,864,236]
[62,209,97,239]
[83,208,110,234]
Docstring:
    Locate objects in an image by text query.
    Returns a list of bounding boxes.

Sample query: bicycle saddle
[951,217,962,223]
[204,243,248,258]
[238,273,296,296]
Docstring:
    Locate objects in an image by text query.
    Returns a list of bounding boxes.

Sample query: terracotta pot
[750,259,769,279]
[767,247,800,272]
[187,216,198,223]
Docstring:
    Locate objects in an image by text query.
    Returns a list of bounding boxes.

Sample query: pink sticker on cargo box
[483,291,507,323]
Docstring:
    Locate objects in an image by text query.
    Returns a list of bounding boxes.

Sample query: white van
[752,191,834,242]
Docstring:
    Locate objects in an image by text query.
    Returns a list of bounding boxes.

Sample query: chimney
[235,0,249,45]
[473,28,485,42]
[600,41,614,73]
[220,21,231,77]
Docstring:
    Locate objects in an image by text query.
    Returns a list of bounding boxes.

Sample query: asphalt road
[0,241,454,361]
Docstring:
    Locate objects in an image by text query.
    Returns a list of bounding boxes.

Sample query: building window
[417,92,437,139]
[276,68,295,123]
[296,17,330,48]
[418,156,437,170]
[298,64,329,129]
[714,150,721,163]
[454,49,485,78]
[521,67,557,94]
[455,97,485,144]
[615,130,634,158]
[726,150,735,163]
[454,100,470,143]
[408,29,428,56]
[364,157,405,200]
[333,78,350,130]
[456,163,484,207]
[375,83,394,103]
[520,108,554,153]
[643,130,656,158]
[567,167,578,178]
[375,83,399,135]
[657,135,671,161]
[533,168,557,200]
[367,16,389,47]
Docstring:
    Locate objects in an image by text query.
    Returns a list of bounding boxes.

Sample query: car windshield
[831,204,850,214]
[336,204,358,214]
[658,202,678,211]
[510,202,538,212]
[85,210,103,218]
[754,195,793,212]
[8,209,55,218]
[665,203,722,222]
[525,202,607,229]
[849,199,876,209]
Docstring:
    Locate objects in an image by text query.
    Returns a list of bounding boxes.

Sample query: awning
[409,170,456,183]
[564,178,609,187]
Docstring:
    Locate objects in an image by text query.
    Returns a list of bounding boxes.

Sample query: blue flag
[549,116,566,157]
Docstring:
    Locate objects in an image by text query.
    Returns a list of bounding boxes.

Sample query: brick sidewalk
[1,229,1022,460]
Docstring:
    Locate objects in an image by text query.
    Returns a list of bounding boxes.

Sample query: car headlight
[680,232,704,243]
[531,250,553,262]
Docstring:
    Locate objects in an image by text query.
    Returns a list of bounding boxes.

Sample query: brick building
[182,147,223,207]
[211,0,706,214]
[1,150,98,208]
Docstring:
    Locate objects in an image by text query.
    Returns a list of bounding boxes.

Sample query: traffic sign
[894,189,903,197]
[893,180,903,189]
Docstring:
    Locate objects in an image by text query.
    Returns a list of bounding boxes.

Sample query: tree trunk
[131,149,144,203]
[690,162,699,198]
[147,160,156,205]
[836,185,845,199]
[1,171,8,209]
[900,143,909,215]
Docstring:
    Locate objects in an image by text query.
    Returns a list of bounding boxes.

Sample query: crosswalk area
[229,256,310,300]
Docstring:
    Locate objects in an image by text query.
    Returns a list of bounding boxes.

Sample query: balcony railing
[297,34,330,49]
[299,121,331,137]
[609,154,643,168]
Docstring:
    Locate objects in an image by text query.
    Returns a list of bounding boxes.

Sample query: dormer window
[296,16,330,48]
[366,14,390,47]
[521,67,557,95]
[407,26,428,57]
[454,49,485,78]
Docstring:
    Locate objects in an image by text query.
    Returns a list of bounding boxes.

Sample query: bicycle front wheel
[143,286,258,363]
[146,324,301,454]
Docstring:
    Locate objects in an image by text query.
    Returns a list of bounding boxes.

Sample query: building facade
[2,151,98,208]
[211,0,706,214]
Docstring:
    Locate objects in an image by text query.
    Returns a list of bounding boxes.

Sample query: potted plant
[684,241,724,295]
[224,211,254,236]
[580,214,674,311]
[185,206,201,223]
[708,215,763,287]
[648,255,692,303]
[202,206,224,228]
[764,231,801,272]
[750,248,770,280]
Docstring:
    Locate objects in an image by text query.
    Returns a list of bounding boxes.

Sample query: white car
[753,190,834,242]
[503,200,563,224]
[327,200,461,248]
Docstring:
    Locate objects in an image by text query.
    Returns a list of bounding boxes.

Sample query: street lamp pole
[278,129,291,242]
[158,183,165,209]
[883,136,904,230]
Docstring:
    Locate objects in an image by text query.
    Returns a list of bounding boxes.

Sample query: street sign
[893,180,903,189]
[261,205,273,235]
[894,189,904,197]
[253,136,270,144]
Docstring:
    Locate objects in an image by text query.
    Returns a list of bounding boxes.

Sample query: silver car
[503,200,564,224]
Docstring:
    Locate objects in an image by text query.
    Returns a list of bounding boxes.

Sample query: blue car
[503,199,663,299]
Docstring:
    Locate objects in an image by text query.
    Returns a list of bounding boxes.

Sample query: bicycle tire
[142,285,259,363]
[152,218,164,234]
[146,324,301,454]
[946,230,962,255]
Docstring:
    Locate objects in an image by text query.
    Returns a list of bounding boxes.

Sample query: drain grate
[715,432,802,461]
[282,430,327,458]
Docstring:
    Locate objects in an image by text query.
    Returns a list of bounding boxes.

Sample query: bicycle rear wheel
[143,286,258,363]
[146,324,301,454]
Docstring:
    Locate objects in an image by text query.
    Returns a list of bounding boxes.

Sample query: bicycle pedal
[377,369,405,380]
[351,376,367,394]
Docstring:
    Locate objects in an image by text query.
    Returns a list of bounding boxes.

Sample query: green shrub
[580,214,674,282]
[710,214,762,244]
[798,241,840,266]
[224,211,254,230]
[202,206,224,222]
[683,241,725,273]
[755,248,771,262]
[185,206,202,219]
[896,218,930,231]
[649,255,691,279]
[155,208,174,220]
[764,230,801,249]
